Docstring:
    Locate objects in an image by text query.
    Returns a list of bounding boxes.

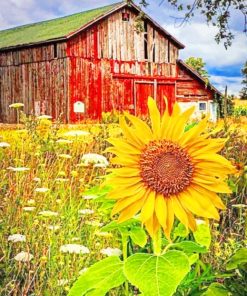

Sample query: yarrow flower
[100,247,122,257]
[81,153,109,167]
[59,244,90,254]
[78,209,95,215]
[37,115,52,120]
[7,167,30,172]
[9,103,24,108]
[14,251,33,262]
[23,206,36,212]
[63,130,90,137]
[106,97,236,239]
[0,142,10,148]
[39,210,58,217]
[35,187,49,193]
[8,234,26,243]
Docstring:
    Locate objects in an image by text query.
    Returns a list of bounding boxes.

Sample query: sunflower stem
[153,229,162,255]
[121,232,129,295]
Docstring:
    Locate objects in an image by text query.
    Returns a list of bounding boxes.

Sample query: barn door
[134,81,154,115]
[157,83,176,115]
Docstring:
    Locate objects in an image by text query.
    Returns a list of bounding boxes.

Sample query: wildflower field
[0,101,246,296]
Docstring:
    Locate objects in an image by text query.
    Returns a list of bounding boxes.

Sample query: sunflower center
[140,141,194,197]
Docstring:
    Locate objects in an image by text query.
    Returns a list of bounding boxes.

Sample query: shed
[0,1,221,123]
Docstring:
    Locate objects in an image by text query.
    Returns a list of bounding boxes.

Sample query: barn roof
[0,1,184,51]
[177,59,222,96]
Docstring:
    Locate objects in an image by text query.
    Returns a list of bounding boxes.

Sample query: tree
[239,61,247,100]
[185,57,210,80]
[136,0,247,48]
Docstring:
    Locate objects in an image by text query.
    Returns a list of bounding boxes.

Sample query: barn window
[144,21,148,60]
[53,43,58,59]
[199,102,207,111]
[122,12,130,21]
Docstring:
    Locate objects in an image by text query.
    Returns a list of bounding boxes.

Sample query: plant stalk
[153,229,162,256]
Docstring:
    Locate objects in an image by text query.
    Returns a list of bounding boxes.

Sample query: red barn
[0,1,221,123]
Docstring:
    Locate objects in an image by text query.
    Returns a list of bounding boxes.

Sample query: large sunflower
[106,97,236,239]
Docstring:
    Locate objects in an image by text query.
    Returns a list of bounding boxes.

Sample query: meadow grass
[0,116,246,295]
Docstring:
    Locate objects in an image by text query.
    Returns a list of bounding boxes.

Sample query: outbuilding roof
[0,1,184,51]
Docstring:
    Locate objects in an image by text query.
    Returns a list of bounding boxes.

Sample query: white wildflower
[95,231,113,238]
[47,225,60,231]
[232,204,247,208]
[83,194,98,200]
[57,279,69,286]
[23,206,36,212]
[55,178,69,183]
[14,251,33,262]
[8,234,26,243]
[195,219,206,225]
[59,244,90,254]
[56,139,73,144]
[9,103,24,108]
[79,268,88,275]
[81,153,108,166]
[63,130,90,137]
[37,115,52,120]
[7,167,30,172]
[39,211,58,217]
[35,188,49,193]
[93,163,107,168]
[85,220,103,227]
[78,209,95,215]
[33,177,41,182]
[27,199,35,205]
[0,142,10,148]
[100,247,122,257]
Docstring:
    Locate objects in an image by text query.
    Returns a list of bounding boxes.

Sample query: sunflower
[106,97,236,239]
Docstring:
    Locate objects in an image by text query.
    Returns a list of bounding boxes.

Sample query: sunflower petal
[148,97,161,138]
[164,198,174,241]
[141,190,156,223]
[171,196,189,229]
[118,197,145,223]
[155,194,167,230]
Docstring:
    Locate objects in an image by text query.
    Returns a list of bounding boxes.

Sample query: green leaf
[129,227,147,248]
[193,224,211,249]
[188,253,199,265]
[172,241,207,254]
[124,251,190,296]
[173,223,189,239]
[226,248,247,270]
[203,283,229,296]
[68,256,125,296]
[101,219,137,232]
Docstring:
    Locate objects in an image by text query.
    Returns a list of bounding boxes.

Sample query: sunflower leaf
[124,251,190,296]
[193,224,211,249]
[128,227,147,248]
[202,283,229,296]
[171,241,207,254]
[68,256,125,296]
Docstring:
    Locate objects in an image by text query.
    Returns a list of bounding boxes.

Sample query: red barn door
[134,81,154,115]
[157,83,176,115]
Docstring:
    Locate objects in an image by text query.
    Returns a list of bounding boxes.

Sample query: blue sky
[0,0,246,95]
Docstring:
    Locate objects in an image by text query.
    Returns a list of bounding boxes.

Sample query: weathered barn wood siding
[0,43,68,123]
[176,66,214,102]
[67,8,179,63]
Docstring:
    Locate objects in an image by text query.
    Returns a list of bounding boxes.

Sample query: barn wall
[67,7,179,64]
[0,57,69,123]
[0,43,67,66]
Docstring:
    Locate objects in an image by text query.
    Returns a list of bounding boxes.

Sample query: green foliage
[68,256,125,296]
[234,105,247,117]
[239,61,247,100]
[124,251,190,296]
[172,241,207,254]
[193,223,211,249]
[185,57,210,80]
[226,248,247,270]
[203,283,229,296]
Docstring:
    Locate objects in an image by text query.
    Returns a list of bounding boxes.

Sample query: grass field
[0,112,246,295]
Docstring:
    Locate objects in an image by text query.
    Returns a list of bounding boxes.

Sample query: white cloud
[210,75,243,96]
[163,22,247,68]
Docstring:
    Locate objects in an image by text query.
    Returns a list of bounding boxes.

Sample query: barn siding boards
[0,58,69,123]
